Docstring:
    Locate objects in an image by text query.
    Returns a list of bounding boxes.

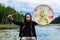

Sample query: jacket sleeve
[33,21,38,26]
[11,19,22,26]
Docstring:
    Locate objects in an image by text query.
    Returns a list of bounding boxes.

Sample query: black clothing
[12,19,38,37]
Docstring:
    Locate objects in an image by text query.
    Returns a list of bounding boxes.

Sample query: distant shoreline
[0,24,60,29]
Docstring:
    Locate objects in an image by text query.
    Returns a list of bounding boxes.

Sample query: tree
[51,16,60,24]
[0,3,24,24]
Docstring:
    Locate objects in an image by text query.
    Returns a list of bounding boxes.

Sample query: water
[0,29,19,40]
[36,24,60,40]
[0,24,60,40]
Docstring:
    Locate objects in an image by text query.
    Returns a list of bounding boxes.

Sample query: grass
[0,24,20,29]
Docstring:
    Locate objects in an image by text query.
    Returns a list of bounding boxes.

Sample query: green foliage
[13,12,24,21]
[51,16,60,24]
[0,3,24,24]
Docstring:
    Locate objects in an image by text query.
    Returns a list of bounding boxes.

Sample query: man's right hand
[7,15,13,20]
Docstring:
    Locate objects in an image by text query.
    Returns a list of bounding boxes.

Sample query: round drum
[33,4,54,25]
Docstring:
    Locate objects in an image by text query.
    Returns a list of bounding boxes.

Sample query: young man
[7,13,38,40]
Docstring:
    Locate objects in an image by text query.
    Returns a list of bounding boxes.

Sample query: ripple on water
[0,25,60,40]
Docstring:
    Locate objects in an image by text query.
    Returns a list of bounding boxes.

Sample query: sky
[0,0,60,18]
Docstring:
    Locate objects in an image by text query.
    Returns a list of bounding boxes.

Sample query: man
[7,13,38,40]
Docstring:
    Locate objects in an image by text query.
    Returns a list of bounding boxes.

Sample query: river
[0,24,60,40]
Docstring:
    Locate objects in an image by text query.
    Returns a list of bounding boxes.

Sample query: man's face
[26,14,31,22]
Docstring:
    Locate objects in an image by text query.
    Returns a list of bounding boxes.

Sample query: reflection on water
[0,24,60,40]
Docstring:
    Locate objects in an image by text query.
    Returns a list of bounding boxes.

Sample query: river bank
[0,24,60,40]
[0,24,60,29]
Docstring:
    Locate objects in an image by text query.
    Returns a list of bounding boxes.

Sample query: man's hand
[7,15,13,20]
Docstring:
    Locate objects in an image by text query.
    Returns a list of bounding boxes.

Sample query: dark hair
[24,13,32,22]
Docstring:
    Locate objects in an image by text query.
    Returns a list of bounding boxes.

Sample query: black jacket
[12,19,38,37]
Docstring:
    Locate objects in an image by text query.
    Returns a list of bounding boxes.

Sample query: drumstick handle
[11,13,17,16]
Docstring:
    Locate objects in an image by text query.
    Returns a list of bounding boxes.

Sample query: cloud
[0,0,60,12]
[0,0,60,17]
[0,0,8,6]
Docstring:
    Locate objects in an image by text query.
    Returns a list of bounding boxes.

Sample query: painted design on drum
[33,4,54,25]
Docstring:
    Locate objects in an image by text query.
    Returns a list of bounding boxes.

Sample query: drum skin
[33,4,54,25]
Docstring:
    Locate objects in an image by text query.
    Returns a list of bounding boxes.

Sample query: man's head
[24,13,32,22]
